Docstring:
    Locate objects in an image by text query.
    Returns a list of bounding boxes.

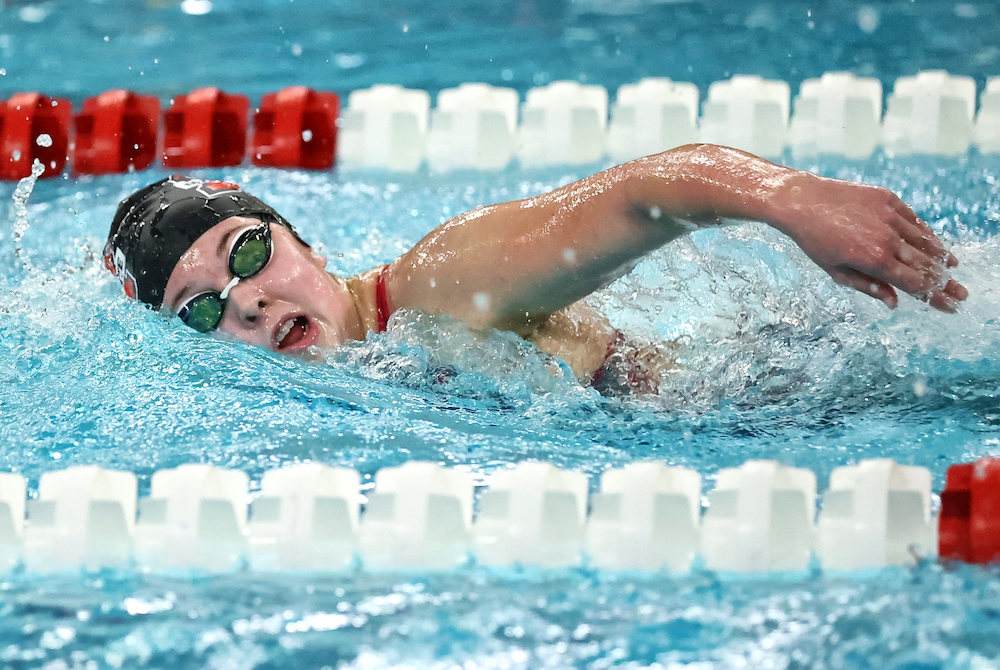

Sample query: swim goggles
[176,222,272,333]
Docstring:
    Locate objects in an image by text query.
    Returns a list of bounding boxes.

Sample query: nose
[225,280,268,327]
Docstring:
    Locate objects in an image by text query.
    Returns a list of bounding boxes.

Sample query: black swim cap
[104,176,297,308]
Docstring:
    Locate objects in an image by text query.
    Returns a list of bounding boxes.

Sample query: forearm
[618,143,804,234]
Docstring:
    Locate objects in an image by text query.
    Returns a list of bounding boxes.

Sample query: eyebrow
[173,226,239,310]
[216,225,241,260]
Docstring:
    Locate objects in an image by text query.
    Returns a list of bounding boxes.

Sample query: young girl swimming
[105,144,968,393]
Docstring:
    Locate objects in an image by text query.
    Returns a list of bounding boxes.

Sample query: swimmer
[105,144,968,393]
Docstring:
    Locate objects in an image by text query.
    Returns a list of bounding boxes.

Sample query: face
[163,216,364,356]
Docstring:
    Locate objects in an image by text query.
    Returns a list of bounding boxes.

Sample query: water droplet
[18,6,47,22]
[473,293,491,312]
[11,150,20,161]
[334,53,365,69]
[291,43,302,56]
[35,133,52,148]
[857,6,879,33]
[0,69,6,76]
[562,248,577,264]
[180,0,213,15]
[301,129,313,142]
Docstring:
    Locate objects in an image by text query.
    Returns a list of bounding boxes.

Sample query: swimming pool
[2,0,1000,666]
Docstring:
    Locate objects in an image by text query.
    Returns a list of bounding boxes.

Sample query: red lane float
[163,87,250,168]
[0,93,71,180]
[939,458,1000,564]
[74,89,160,175]
[251,86,339,170]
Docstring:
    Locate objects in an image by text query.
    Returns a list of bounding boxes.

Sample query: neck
[343,268,383,337]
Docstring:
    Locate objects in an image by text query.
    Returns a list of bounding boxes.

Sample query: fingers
[835,265,968,314]
[895,216,950,264]
[894,241,941,279]
[832,268,898,309]
[891,203,960,268]
[830,189,968,312]
[927,279,969,313]
[859,253,968,313]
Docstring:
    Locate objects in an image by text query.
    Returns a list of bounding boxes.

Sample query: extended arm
[385,144,967,335]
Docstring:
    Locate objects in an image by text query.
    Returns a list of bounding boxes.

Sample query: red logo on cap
[106,245,139,301]
[123,276,137,299]
[168,176,242,199]
[204,180,240,192]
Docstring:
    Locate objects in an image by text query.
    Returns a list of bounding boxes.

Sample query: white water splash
[11,158,45,272]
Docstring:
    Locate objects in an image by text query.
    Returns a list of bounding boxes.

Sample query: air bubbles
[291,43,303,57]
[302,129,313,142]
[11,150,21,161]
[35,134,52,148]
[562,248,577,265]
[649,206,662,220]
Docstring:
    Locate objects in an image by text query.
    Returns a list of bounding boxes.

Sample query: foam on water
[2,156,998,494]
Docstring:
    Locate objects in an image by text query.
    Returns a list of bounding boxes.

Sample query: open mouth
[274,315,313,351]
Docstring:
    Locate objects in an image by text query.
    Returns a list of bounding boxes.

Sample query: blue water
[2,0,1000,667]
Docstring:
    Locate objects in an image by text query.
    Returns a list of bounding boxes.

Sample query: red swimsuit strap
[375,264,391,333]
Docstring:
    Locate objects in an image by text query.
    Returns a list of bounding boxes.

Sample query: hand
[772,173,968,313]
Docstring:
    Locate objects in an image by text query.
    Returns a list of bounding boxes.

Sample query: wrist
[757,169,818,237]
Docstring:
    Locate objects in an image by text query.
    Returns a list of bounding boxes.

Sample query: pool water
[2,0,1000,667]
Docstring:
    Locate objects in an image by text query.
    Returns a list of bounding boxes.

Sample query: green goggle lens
[177,223,274,333]
[229,228,270,277]
[178,292,225,333]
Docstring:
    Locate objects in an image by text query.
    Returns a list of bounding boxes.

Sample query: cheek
[266,256,340,306]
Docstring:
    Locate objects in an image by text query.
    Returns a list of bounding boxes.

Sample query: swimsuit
[375,264,392,333]
[589,331,660,396]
